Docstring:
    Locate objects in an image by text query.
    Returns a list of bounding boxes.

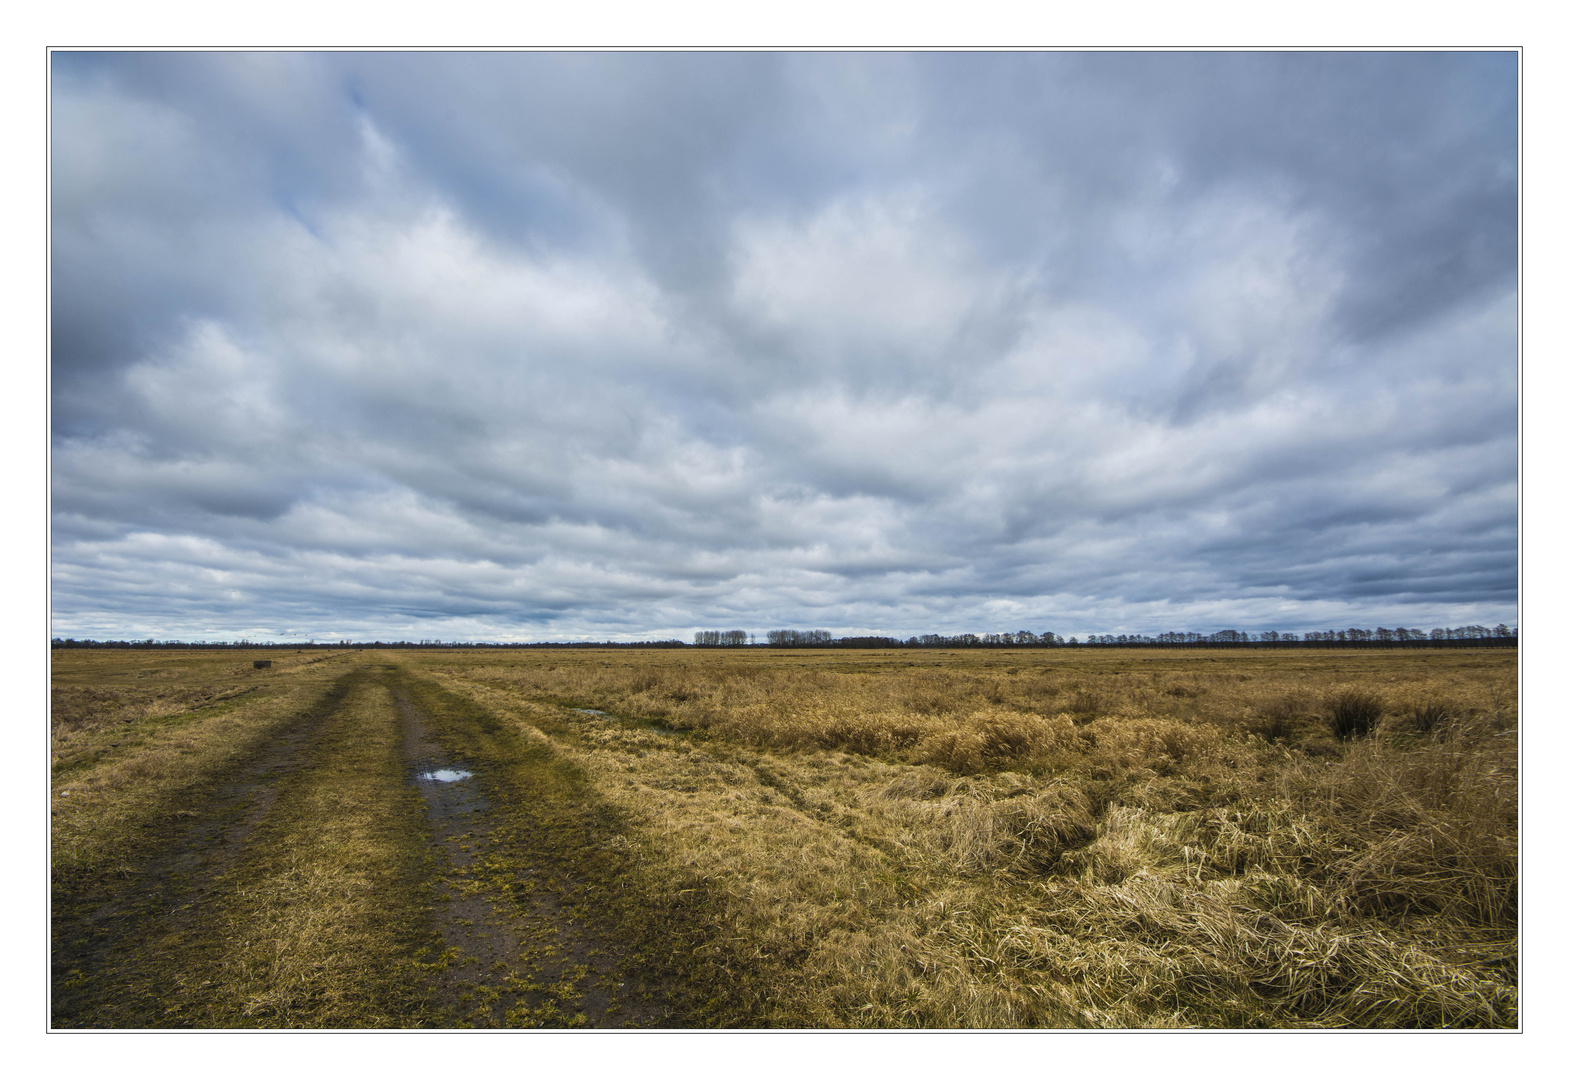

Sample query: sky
[48,50,1519,643]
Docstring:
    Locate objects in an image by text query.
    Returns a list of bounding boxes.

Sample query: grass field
[51,646,1517,1028]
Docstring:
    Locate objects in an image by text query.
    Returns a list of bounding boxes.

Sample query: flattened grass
[51,655,360,890]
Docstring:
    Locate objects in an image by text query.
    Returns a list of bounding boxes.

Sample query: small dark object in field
[1328,690,1383,739]
[253,660,272,669]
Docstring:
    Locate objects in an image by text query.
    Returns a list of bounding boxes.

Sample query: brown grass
[206,673,438,1026]
[51,658,438,1028]
[54,645,1517,1028]
[405,646,1516,1027]
[50,652,361,886]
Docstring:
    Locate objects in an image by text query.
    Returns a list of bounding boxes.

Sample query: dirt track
[395,683,678,1027]
[52,674,357,1026]
[52,662,686,1029]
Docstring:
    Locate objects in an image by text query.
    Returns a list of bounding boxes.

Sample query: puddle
[572,708,609,716]
[417,768,473,783]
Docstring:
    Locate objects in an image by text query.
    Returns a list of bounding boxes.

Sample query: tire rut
[395,684,679,1028]
[50,672,360,1027]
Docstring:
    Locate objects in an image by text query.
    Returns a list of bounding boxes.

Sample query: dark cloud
[50,51,1518,641]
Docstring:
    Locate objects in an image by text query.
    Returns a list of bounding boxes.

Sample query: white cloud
[729,192,1005,363]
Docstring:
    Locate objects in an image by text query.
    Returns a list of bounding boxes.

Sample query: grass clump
[1411,701,1454,733]
[1328,689,1384,740]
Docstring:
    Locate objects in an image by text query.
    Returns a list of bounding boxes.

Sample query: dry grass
[52,659,437,1028]
[205,674,437,1026]
[50,652,362,886]
[406,646,1517,1027]
[53,645,1517,1028]
[1327,689,1384,740]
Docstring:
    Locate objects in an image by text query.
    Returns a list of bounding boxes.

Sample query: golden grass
[404,646,1516,1027]
[50,651,362,886]
[204,672,437,1026]
[53,645,1517,1028]
[52,660,438,1028]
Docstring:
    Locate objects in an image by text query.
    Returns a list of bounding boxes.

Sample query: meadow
[52,646,1517,1028]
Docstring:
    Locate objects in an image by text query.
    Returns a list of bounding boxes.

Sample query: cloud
[50,52,1518,641]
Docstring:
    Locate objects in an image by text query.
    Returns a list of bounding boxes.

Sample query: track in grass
[51,671,362,1027]
[51,660,688,1028]
[395,680,680,1027]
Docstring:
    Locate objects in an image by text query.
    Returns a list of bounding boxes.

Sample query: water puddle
[418,768,473,783]
[572,708,609,716]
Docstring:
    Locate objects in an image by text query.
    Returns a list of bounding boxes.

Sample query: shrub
[1328,690,1384,740]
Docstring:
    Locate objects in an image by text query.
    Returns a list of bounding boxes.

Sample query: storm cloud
[49,51,1518,641]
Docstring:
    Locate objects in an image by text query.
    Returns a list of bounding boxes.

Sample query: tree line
[694,630,752,646]
[52,623,1517,651]
[685,625,1518,648]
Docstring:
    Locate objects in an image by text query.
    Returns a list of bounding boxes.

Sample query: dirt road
[51,661,686,1028]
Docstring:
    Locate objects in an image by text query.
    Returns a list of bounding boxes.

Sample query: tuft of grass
[1327,689,1384,740]
[1411,701,1453,734]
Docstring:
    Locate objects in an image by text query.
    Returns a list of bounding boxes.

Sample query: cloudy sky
[48,51,1518,642]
